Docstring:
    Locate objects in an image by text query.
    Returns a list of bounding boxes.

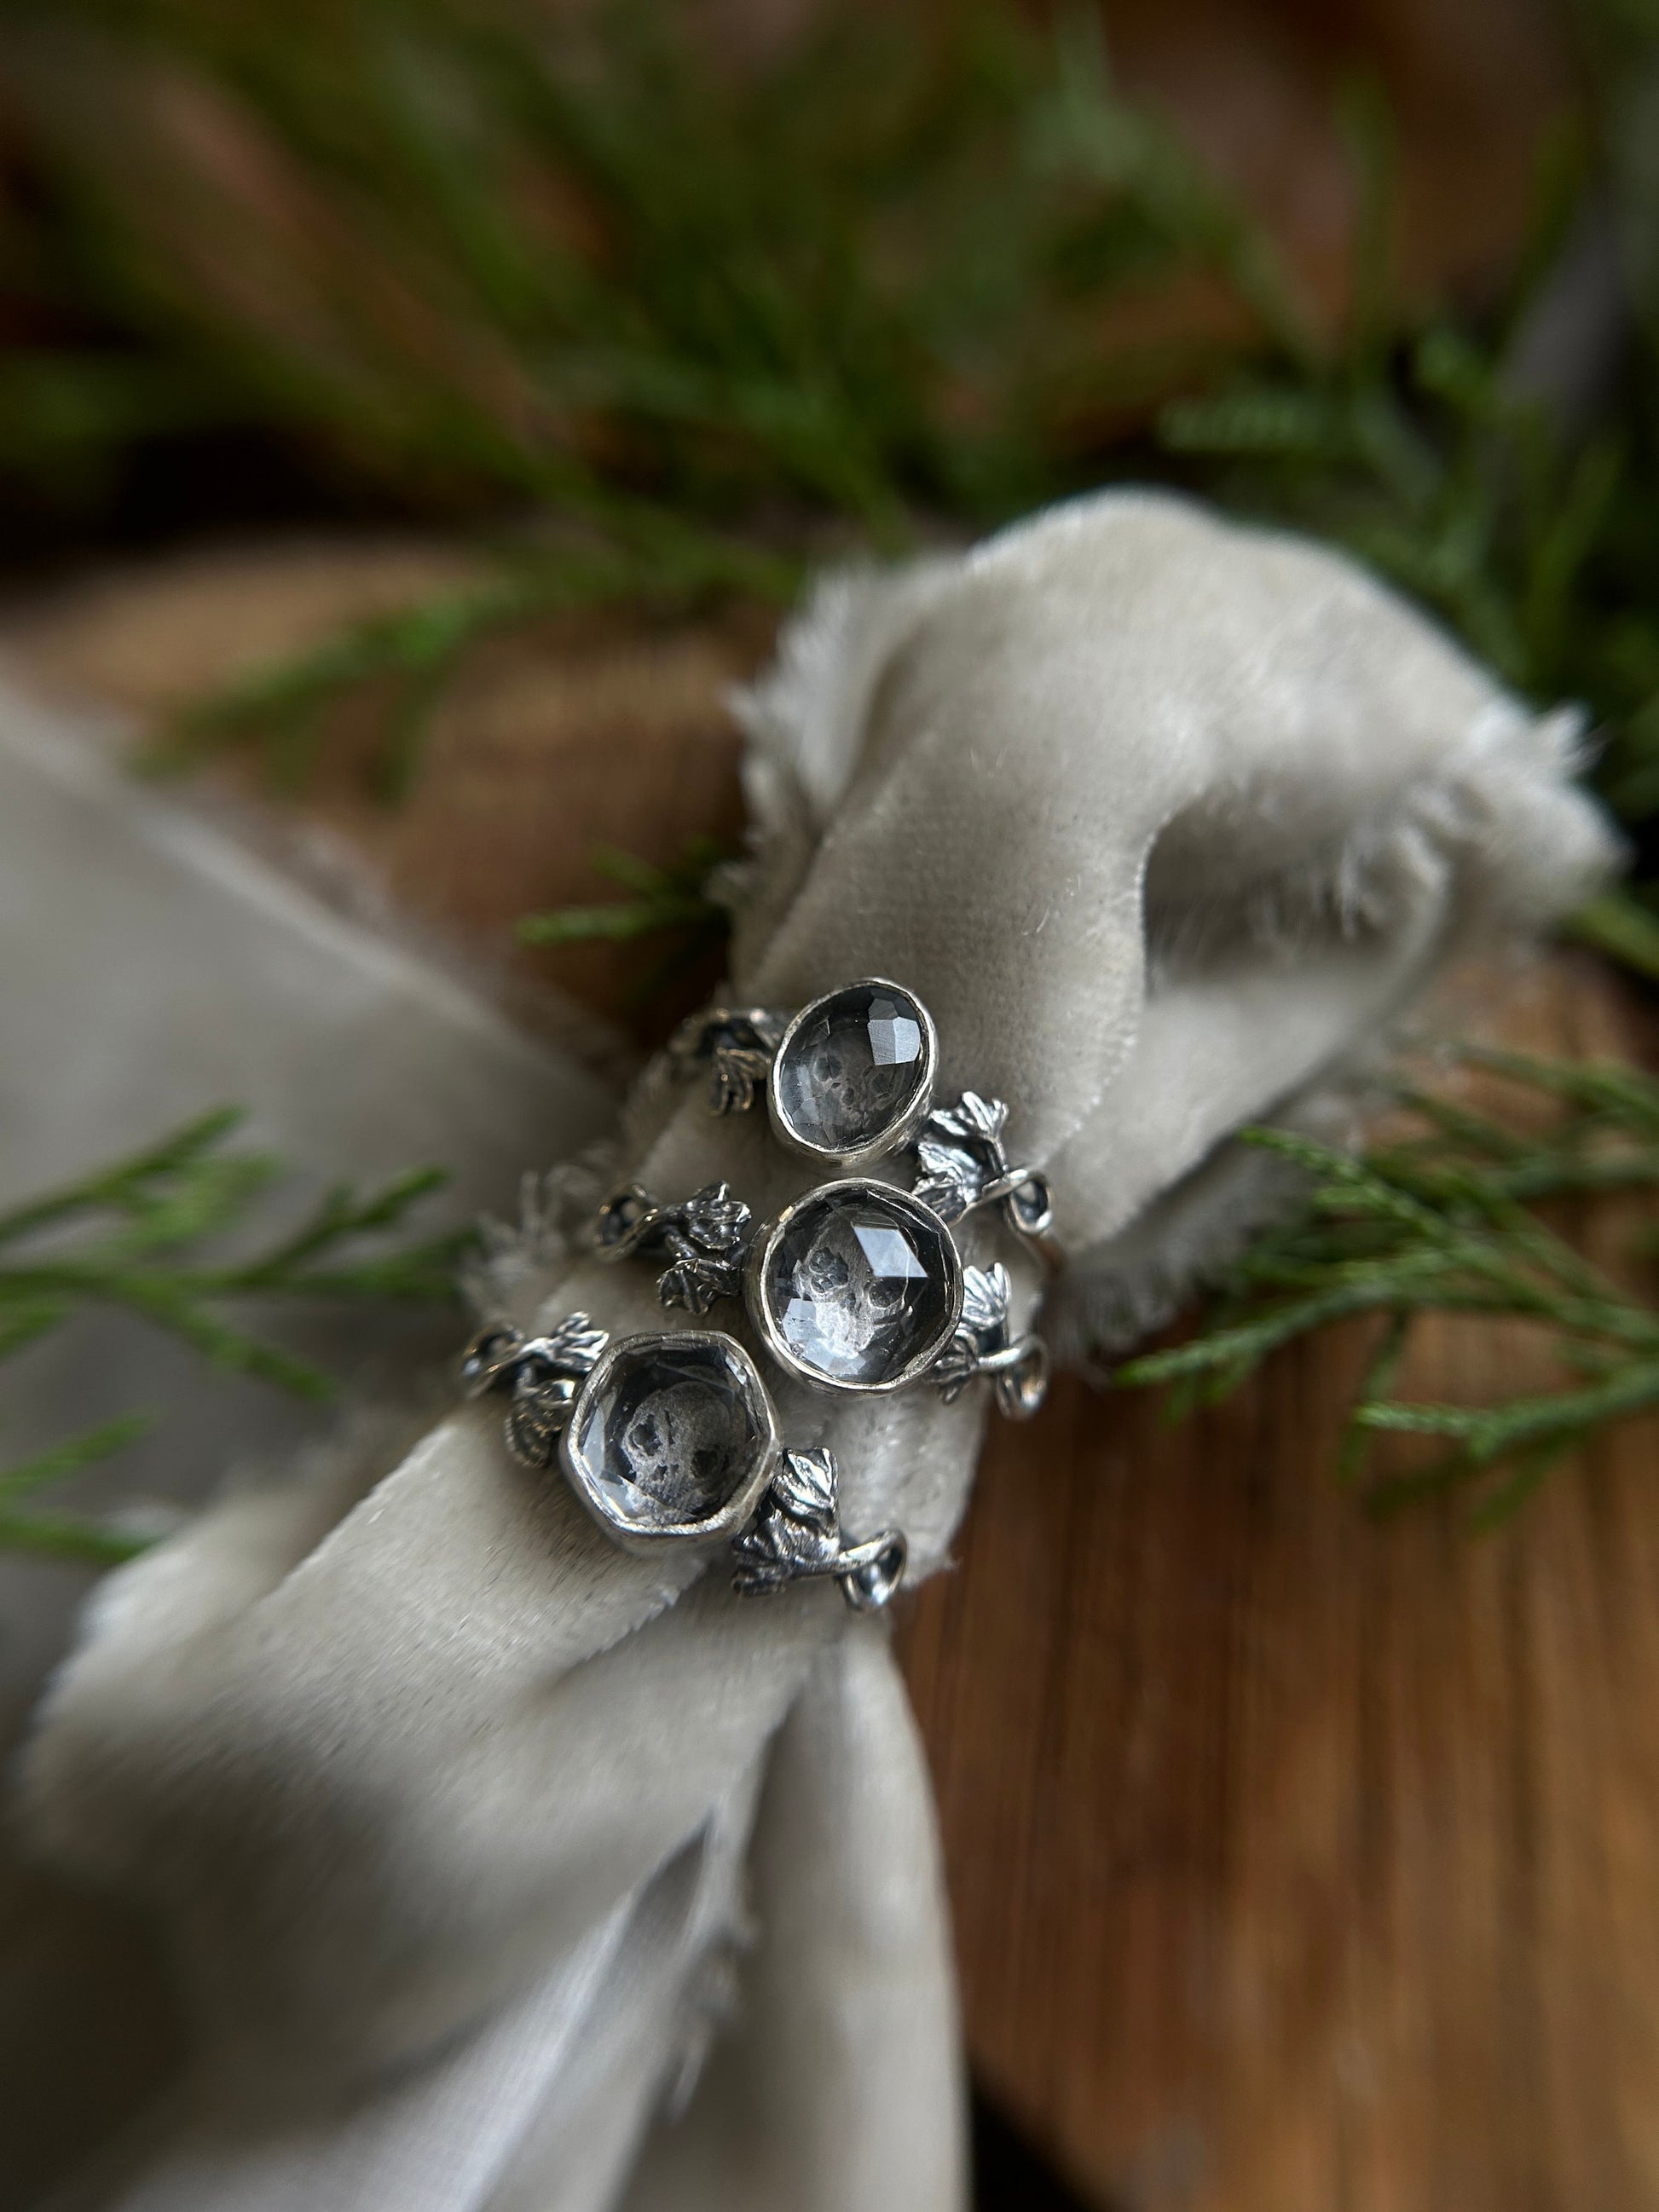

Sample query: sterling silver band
[460,1317,907,1609]
[591,1174,1046,1417]
[669,977,1055,1251]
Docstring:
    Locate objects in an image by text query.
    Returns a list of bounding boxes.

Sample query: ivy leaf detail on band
[592,1180,756,1314]
[931,1262,1049,1420]
[910,1090,1055,1244]
[731,1447,908,1612]
[668,1007,790,1116]
[460,1311,610,1469]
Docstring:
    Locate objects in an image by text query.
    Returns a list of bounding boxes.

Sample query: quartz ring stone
[460,1320,907,1609]
[749,1179,963,1395]
[668,975,1055,1248]
[591,1175,1046,1416]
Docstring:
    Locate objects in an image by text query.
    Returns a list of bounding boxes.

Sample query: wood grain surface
[900,955,1659,2212]
[10,551,1658,2209]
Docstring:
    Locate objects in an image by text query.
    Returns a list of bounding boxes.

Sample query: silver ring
[669,976,1054,1247]
[591,1175,1046,1417]
[460,1319,908,1611]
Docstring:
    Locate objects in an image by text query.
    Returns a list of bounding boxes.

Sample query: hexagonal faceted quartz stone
[565,1334,775,1541]
[759,1182,961,1391]
[771,981,934,1162]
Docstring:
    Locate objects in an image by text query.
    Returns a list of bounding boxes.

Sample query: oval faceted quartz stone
[763,1186,957,1389]
[570,1338,770,1536]
[773,983,931,1159]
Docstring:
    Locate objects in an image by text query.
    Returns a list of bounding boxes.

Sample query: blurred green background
[0,0,1653,928]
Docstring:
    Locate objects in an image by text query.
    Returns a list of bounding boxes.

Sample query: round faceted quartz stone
[760,1184,959,1390]
[568,1337,772,1538]
[772,982,933,1161]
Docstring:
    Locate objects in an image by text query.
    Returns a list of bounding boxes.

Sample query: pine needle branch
[518,833,735,1000]
[0,1413,158,1503]
[8,2,1654,998]
[1117,1053,1659,1521]
[0,0,1305,795]
[0,1507,153,1570]
[0,1109,468,1568]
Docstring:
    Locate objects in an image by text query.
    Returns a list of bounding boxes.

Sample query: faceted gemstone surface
[773,983,930,1158]
[569,1338,770,1534]
[762,1186,957,1388]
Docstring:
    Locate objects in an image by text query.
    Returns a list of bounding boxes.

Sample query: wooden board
[899,953,1659,2210]
[11,556,1659,2209]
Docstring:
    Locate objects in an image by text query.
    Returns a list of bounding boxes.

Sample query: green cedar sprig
[1117,1050,1659,1524]
[0,1,1320,796]
[0,1107,467,1565]
[0,2,1314,528]
[517,834,735,1002]
[9,0,1656,985]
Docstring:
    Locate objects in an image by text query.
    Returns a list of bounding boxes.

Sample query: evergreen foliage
[0,1109,465,1564]
[0,1,1327,800]
[1119,1052,1659,1522]
[5,0,1645,967]
[2,1,1659,1516]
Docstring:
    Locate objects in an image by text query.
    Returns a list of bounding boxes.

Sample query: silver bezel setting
[745,1177,965,1396]
[766,978,939,1170]
[561,1330,781,1554]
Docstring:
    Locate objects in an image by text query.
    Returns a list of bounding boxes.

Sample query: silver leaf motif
[933,1262,1049,1418]
[708,1044,777,1116]
[668,1006,790,1115]
[459,1311,612,1469]
[656,1181,754,1313]
[910,1131,978,1222]
[506,1375,572,1470]
[960,1260,1012,1336]
[540,1311,612,1369]
[731,1446,905,1610]
[731,1447,841,1589]
[943,1090,1009,1145]
[592,1179,755,1314]
[768,1446,839,1539]
[934,1263,1011,1402]
[909,1089,1054,1245]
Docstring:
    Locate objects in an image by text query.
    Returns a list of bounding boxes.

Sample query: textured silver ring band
[591,1172,1049,1418]
[668,974,1056,1250]
[460,1316,908,1611]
